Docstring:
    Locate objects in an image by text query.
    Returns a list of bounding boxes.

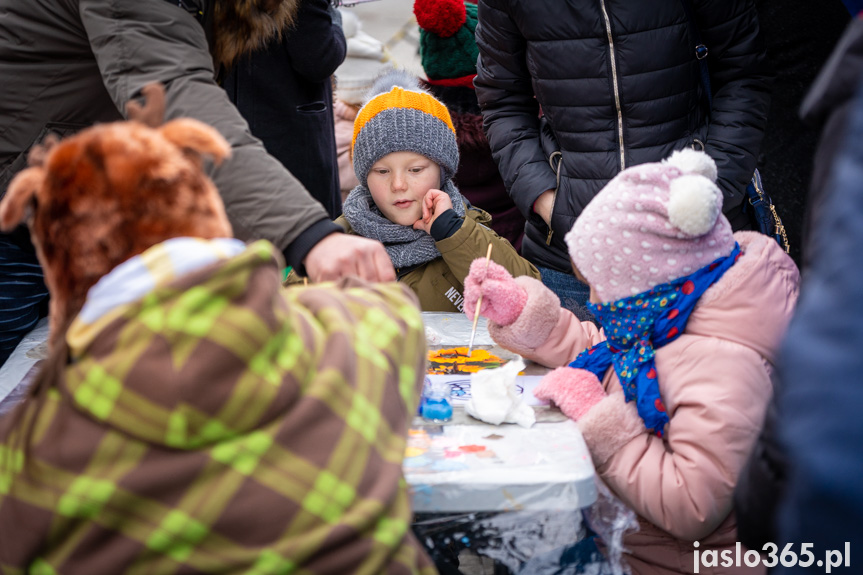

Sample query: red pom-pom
[414,0,467,38]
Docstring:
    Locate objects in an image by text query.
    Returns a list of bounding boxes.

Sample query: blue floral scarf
[569,244,742,436]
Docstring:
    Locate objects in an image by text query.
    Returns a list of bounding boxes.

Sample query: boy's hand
[412,189,453,234]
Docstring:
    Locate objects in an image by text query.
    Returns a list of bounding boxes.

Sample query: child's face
[367,151,441,226]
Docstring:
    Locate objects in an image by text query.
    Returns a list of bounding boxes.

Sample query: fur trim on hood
[213,0,301,68]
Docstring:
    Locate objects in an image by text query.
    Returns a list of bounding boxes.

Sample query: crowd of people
[0,0,861,573]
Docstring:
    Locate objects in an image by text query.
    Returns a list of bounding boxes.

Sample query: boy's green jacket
[291,207,540,313]
[0,241,435,575]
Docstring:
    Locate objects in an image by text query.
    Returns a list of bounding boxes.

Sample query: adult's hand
[533,189,555,227]
[303,233,396,283]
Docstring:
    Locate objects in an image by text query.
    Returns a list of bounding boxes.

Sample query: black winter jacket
[224,0,346,220]
[475,0,772,272]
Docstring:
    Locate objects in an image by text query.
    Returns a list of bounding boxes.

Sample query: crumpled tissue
[465,358,535,428]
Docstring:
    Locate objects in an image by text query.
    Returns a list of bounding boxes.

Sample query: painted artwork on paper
[427,347,507,375]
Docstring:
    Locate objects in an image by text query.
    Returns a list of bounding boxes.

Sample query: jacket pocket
[296,101,328,114]
[0,122,87,202]
[538,116,564,245]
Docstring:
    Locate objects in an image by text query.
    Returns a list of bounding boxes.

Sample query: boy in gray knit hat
[330,69,538,312]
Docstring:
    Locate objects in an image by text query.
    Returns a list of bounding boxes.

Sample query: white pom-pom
[364,69,423,104]
[668,175,722,236]
[664,148,718,182]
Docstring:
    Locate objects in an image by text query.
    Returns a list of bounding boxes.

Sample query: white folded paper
[465,358,536,428]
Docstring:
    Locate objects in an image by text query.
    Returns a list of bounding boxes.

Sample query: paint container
[421,378,452,423]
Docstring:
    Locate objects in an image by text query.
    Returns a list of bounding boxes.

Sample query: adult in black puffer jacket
[474,0,772,294]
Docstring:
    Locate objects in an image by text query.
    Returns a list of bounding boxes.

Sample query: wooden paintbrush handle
[467,244,494,355]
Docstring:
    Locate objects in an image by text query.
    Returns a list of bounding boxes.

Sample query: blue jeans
[0,235,49,367]
[537,266,595,323]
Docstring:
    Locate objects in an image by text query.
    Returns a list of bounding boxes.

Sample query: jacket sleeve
[436,209,540,285]
[474,0,557,221]
[696,0,772,216]
[78,0,338,269]
[334,104,359,192]
[284,0,347,82]
[485,276,603,367]
[585,336,772,541]
[733,376,786,550]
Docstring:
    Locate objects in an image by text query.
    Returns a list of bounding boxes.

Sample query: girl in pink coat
[463,149,799,575]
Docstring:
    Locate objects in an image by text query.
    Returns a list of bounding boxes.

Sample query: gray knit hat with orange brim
[351,69,459,187]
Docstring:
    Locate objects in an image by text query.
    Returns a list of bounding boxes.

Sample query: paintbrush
[467,243,494,357]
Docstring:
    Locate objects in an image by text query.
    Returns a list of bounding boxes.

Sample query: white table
[405,417,597,513]
[406,314,602,574]
[0,318,48,415]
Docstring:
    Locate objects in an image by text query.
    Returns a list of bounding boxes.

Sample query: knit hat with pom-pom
[565,149,736,302]
[414,0,479,88]
[352,69,458,186]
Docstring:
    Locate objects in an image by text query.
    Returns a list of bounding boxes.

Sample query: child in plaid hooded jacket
[0,85,435,575]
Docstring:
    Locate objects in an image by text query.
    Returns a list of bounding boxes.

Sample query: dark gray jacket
[733,18,863,549]
[475,0,772,272]
[0,0,339,272]
[799,16,863,263]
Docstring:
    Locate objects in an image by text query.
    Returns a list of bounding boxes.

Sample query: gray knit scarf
[342,179,466,269]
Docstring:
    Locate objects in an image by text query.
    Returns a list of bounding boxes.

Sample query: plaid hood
[62,239,296,449]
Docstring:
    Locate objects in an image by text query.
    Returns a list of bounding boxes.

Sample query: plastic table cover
[412,313,639,573]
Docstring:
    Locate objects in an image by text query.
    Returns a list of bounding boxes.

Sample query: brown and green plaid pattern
[0,241,435,574]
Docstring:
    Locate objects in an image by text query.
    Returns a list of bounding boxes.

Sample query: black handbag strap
[679,0,713,109]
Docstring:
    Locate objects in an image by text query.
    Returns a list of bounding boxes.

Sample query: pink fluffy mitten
[533,367,607,421]
[463,259,528,326]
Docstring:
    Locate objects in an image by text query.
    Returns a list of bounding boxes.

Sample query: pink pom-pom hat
[565,149,736,303]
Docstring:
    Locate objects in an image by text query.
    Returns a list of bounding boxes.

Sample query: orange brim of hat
[352,86,455,152]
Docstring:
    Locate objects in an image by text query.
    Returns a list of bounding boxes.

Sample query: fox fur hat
[0,84,232,346]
